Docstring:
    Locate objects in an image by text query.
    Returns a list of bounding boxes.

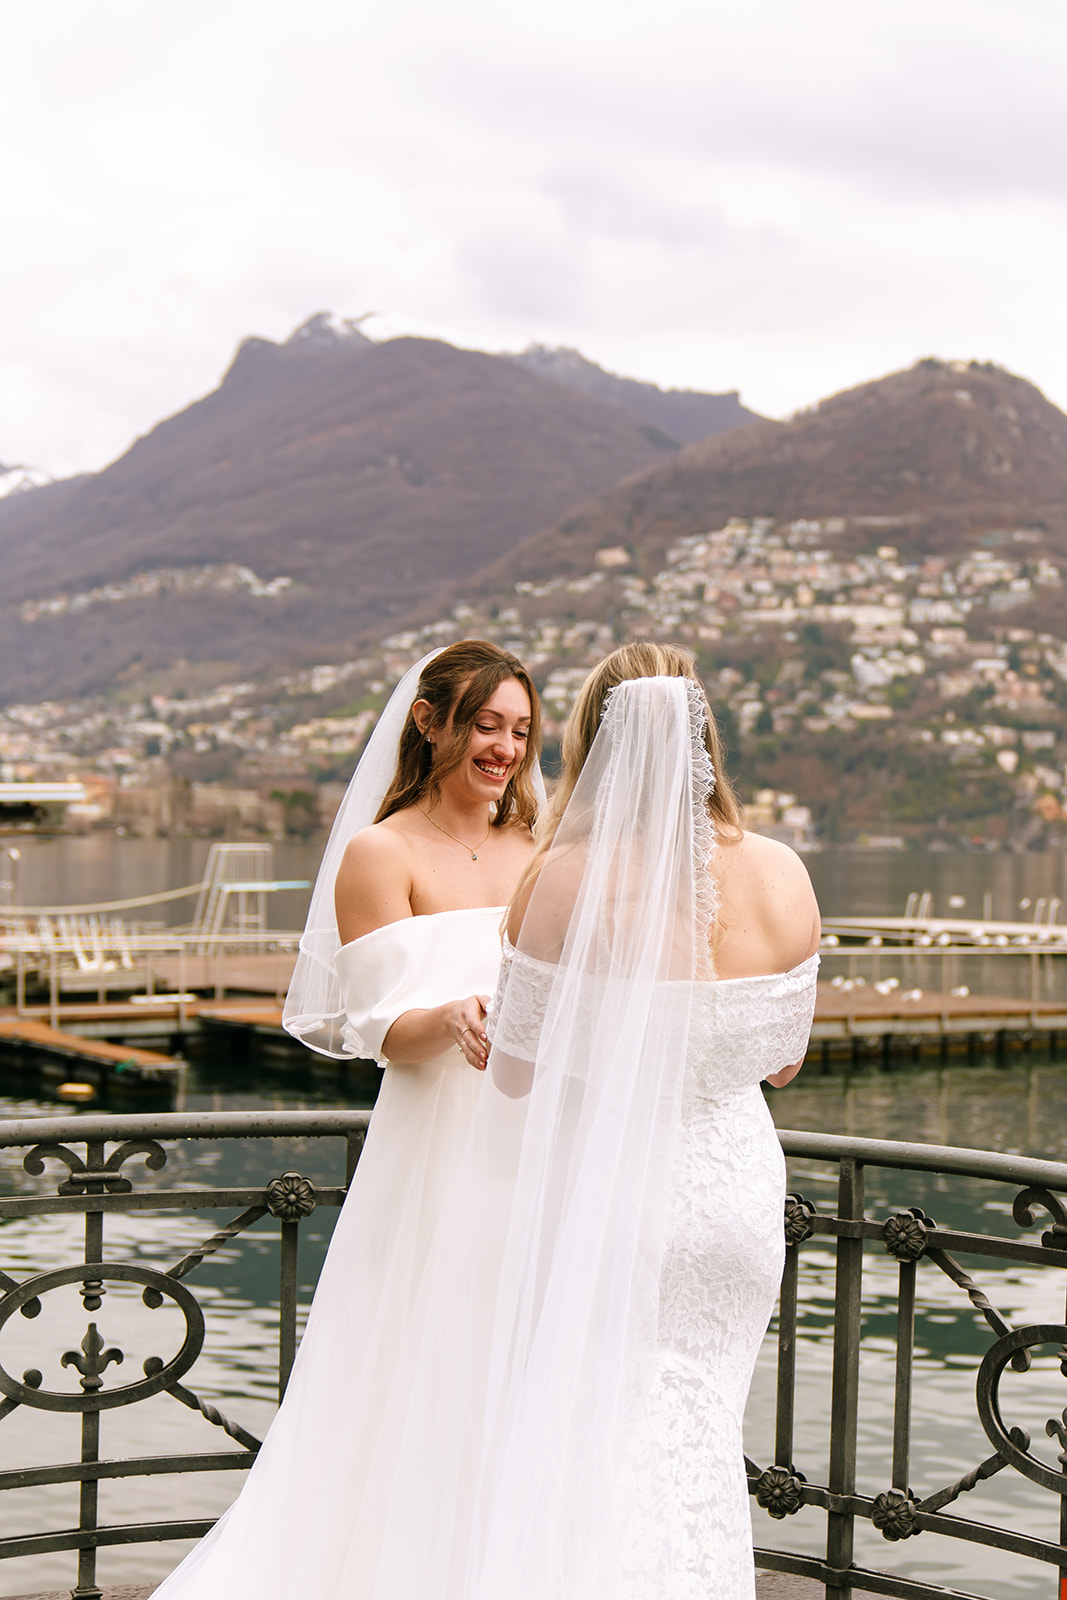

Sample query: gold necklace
[417,805,492,861]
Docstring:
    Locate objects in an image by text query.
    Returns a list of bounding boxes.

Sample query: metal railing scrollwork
[749,1131,1067,1600]
[2,1115,1066,1599]
[0,1110,368,1600]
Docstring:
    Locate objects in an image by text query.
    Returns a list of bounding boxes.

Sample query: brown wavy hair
[374,641,542,829]
[515,642,740,897]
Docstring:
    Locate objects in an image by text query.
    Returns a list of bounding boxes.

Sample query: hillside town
[2,514,1065,849]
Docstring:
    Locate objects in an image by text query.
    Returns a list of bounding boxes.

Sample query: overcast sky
[4,0,1067,478]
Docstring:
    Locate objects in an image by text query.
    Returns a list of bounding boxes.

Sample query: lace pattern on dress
[486,939,553,1058]
[618,966,815,1598]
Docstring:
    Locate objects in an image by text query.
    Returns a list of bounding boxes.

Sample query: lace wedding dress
[492,942,819,1598]
[618,958,819,1595]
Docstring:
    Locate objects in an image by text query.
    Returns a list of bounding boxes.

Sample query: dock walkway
[0,1014,184,1087]
[812,983,1067,1050]
[3,979,1066,1085]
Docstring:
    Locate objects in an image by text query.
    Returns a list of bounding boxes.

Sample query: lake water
[3,841,1067,1594]
[7,833,1067,929]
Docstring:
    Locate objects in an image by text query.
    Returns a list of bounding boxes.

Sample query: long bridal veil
[361,674,720,1598]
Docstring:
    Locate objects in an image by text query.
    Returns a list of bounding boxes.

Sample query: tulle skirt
[150,1048,483,1599]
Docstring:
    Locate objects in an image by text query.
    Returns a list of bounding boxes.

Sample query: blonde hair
[375,641,542,829]
[515,642,739,904]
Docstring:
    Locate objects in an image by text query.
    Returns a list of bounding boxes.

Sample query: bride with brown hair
[152,640,542,1599]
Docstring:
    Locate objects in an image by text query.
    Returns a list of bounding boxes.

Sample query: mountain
[357,357,1067,846]
[454,359,1067,598]
[0,315,690,703]
[12,340,1064,722]
[507,346,761,443]
[0,461,53,499]
[12,350,1067,844]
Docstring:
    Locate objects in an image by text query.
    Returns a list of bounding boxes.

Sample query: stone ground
[10,1575,885,1598]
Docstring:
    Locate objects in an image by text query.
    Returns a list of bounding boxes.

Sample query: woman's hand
[443,996,491,1070]
[381,995,491,1069]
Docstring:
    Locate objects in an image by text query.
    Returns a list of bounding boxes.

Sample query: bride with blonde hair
[477,640,820,1595]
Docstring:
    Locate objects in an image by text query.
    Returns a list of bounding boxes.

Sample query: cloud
[2,0,1067,470]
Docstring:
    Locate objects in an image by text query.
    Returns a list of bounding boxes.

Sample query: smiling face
[438,676,532,805]
[377,640,541,831]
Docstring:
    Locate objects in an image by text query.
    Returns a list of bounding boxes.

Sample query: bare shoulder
[715,830,821,970]
[334,821,414,944]
[729,829,816,891]
[506,840,580,951]
[338,817,413,874]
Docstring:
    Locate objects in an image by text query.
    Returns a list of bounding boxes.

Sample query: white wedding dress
[154,913,817,1600]
[617,955,819,1596]
[490,937,819,1598]
[151,906,506,1600]
[154,676,820,1600]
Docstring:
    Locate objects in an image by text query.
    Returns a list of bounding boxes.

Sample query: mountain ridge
[438,358,1067,609]
[507,344,761,443]
[7,339,1067,717]
[0,318,718,703]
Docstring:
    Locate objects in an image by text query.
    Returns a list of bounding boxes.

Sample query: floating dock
[2,972,1066,1106]
[0,1015,185,1093]
[812,985,1066,1060]
[5,982,1061,1071]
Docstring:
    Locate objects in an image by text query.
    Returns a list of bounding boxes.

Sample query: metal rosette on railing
[783,1193,817,1245]
[754,1464,807,1519]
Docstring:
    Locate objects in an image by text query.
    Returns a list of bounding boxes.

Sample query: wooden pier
[812,984,1067,1057]
[0,1014,185,1091]
[188,985,1067,1062]
[2,979,1063,1096]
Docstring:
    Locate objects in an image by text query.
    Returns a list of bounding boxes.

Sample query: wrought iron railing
[0,1110,367,1600]
[1,1113,1065,1599]
[755,1131,1067,1600]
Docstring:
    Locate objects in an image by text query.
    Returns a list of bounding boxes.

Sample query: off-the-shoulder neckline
[337,904,506,955]
[501,937,819,986]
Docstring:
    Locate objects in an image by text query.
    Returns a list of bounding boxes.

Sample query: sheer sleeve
[485,939,563,1098]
